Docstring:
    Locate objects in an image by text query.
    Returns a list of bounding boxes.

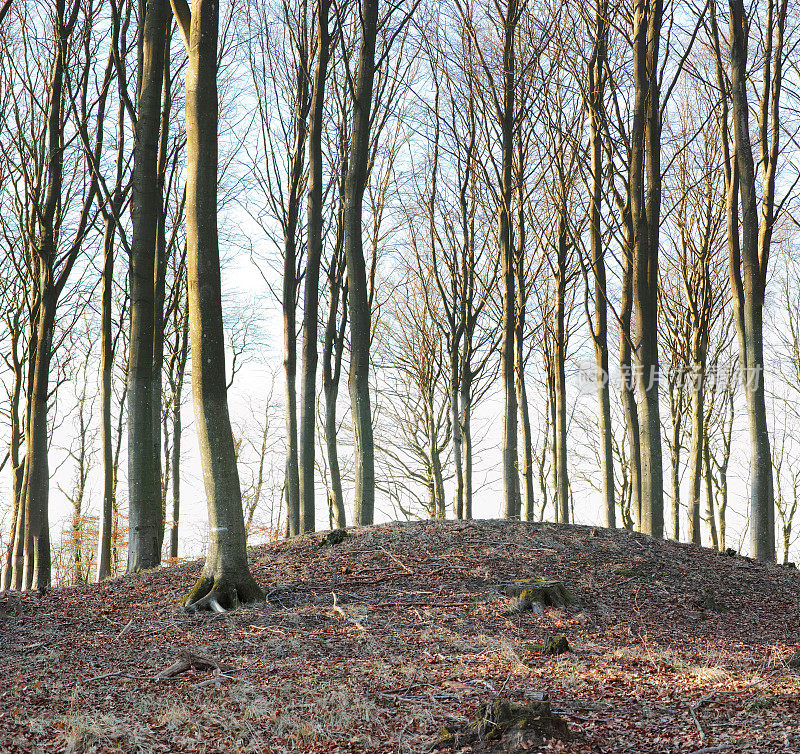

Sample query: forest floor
[2,519,800,753]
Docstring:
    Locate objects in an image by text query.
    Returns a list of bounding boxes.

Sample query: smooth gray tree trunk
[128,0,169,572]
[299,0,331,534]
[171,0,263,608]
[343,0,378,526]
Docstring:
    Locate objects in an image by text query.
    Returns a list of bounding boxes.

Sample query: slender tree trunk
[283,267,300,537]
[668,383,682,541]
[171,0,263,608]
[97,88,127,581]
[1,325,24,591]
[515,139,534,521]
[430,414,446,518]
[500,0,520,519]
[728,0,780,562]
[282,30,310,537]
[451,353,464,518]
[588,0,615,527]
[620,232,641,527]
[555,215,569,524]
[97,211,117,581]
[1,499,18,592]
[631,0,664,538]
[128,0,169,572]
[343,0,378,526]
[703,419,719,550]
[169,307,188,559]
[153,23,173,555]
[461,370,473,520]
[516,335,535,521]
[9,471,26,590]
[324,387,346,529]
[323,294,347,530]
[687,362,704,544]
[299,0,331,535]
[322,218,347,529]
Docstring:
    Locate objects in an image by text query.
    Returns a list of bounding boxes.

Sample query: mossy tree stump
[428,698,573,752]
[500,579,574,615]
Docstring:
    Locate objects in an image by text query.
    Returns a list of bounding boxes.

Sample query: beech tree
[716,0,789,562]
[127,0,170,572]
[298,0,332,535]
[170,0,263,608]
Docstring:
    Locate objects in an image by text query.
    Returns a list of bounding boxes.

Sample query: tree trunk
[687,362,704,545]
[1,321,24,591]
[516,339,535,521]
[703,418,719,550]
[587,0,615,527]
[461,369,474,520]
[283,262,300,537]
[515,141,534,522]
[452,356,464,518]
[22,296,55,590]
[282,22,310,537]
[169,307,188,560]
[668,382,682,541]
[555,214,569,524]
[500,0,520,520]
[631,0,664,539]
[97,212,116,581]
[322,214,347,530]
[152,23,173,556]
[171,0,263,608]
[128,0,169,572]
[324,387,346,529]
[619,229,641,527]
[299,0,331,535]
[343,0,378,526]
[728,0,780,562]
[97,76,128,581]
[1,497,18,592]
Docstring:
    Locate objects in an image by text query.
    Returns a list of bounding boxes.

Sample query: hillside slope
[1,520,799,752]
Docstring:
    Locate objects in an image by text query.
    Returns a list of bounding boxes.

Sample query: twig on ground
[379,547,413,573]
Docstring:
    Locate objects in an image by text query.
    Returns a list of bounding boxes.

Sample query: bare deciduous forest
[2,0,800,751]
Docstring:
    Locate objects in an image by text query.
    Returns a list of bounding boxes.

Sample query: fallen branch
[379,546,413,573]
[156,651,234,680]
[331,592,366,631]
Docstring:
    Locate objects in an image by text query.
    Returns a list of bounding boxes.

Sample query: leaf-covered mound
[1,519,800,752]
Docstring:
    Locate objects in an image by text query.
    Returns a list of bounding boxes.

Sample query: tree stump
[499,579,574,615]
[427,697,574,752]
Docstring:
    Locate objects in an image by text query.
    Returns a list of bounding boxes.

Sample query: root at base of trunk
[182,570,264,611]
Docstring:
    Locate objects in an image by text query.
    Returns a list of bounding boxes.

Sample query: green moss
[319,529,349,547]
[543,635,570,655]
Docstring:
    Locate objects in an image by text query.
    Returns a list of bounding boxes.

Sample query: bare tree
[710,0,790,561]
[127,0,170,572]
[170,0,263,608]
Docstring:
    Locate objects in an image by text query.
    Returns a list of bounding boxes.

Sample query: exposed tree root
[182,570,264,612]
